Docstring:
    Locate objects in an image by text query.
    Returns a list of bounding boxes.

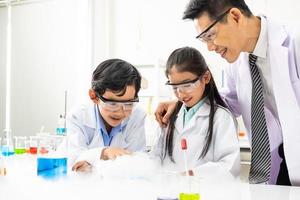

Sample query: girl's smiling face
[167,66,211,108]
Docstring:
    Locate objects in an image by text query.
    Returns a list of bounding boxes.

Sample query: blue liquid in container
[1,146,15,156]
[56,127,66,136]
[37,157,67,179]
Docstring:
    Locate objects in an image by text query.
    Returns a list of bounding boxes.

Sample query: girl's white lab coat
[152,101,240,177]
[67,103,146,165]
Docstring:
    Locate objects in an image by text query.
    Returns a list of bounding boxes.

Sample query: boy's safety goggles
[165,77,201,94]
[98,95,139,112]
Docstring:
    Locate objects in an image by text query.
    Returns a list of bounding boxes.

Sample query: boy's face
[98,85,137,128]
[194,9,246,63]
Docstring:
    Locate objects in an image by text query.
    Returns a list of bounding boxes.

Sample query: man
[155,0,300,186]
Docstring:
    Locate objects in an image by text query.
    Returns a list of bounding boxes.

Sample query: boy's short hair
[91,59,141,98]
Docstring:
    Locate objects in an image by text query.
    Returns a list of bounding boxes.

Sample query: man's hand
[154,100,177,127]
[100,147,131,160]
[72,161,92,172]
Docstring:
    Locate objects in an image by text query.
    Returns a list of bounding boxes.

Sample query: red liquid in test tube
[181,138,187,150]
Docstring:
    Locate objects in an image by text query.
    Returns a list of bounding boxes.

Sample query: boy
[68,59,146,172]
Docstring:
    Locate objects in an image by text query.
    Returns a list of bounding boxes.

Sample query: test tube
[181,138,191,193]
[179,138,200,200]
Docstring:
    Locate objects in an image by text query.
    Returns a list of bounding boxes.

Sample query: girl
[152,47,240,177]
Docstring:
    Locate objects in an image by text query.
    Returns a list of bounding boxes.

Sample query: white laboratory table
[0,155,299,200]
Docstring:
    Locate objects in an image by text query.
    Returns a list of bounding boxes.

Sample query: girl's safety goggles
[166,77,201,94]
[98,95,139,112]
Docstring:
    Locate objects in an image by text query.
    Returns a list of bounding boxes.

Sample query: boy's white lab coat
[152,101,240,177]
[67,103,146,165]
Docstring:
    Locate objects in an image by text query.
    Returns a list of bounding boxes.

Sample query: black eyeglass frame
[196,8,231,40]
[165,76,200,86]
[97,95,139,103]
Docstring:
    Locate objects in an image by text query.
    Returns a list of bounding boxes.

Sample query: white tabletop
[0,154,299,200]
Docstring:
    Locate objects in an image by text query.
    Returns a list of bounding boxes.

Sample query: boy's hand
[72,161,92,172]
[101,147,131,160]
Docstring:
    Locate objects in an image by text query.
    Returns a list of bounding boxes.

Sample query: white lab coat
[67,102,146,165]
[151,101,240,177]
[221,18,300,185]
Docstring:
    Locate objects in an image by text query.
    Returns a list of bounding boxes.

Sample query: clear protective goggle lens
[97,95,139,112]
[99,101,137,112]
[198,29,217,43]
[170,80,200,93]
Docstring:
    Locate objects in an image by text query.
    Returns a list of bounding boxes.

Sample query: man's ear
[89,89,99,104]
[228,7,242,24]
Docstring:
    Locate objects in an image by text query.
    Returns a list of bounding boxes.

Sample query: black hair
[91,59,141,98]
[183,0,252,21]
[164,47,226,161]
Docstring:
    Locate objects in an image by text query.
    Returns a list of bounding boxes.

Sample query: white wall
[0,0,91,136]
[0,5,6,134]
[245,0,300,26]
[90,0,111,69]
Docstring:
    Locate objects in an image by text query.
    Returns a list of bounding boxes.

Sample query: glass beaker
[14,136,26,154]
[155,170,181,200]
[37,134,68,179]
[1,129,14,156]
[178,176,201,200]
[29,136,38,154]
